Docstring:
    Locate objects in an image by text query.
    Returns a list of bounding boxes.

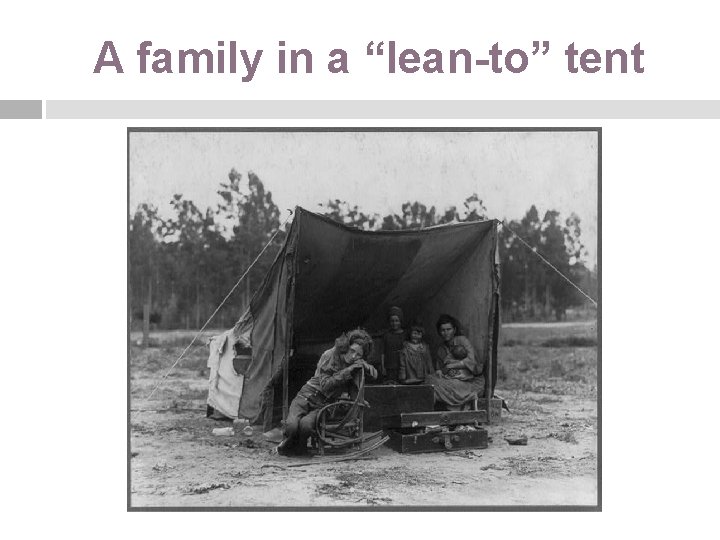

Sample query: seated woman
[277,328,377,456]
[424,314,485,410]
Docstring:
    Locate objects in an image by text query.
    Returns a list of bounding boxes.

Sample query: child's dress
[399,341,434,384]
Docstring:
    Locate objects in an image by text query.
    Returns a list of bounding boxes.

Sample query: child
[399,322,435,384]
[380,306,405,384]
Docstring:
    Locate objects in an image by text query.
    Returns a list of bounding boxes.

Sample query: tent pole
[283,355,289,421]
[486,322,493,422]
[486,222,498,422]
[283,211,298,423]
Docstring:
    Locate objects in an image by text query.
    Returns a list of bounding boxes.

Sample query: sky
[129,130,598,264]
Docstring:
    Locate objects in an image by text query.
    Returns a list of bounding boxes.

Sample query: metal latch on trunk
[432,433,460,449]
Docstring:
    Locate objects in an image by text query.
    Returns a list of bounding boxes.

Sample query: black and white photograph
[128,128,600,509]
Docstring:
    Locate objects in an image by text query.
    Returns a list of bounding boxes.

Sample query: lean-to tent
[207,207,500,425]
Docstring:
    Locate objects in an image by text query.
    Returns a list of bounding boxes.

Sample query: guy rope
[500,219,598,307]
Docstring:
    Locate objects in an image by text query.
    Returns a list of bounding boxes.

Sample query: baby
[442,343,473,379]
[450,344,468,361]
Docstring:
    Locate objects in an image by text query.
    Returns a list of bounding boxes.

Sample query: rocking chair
[312,369,378,455]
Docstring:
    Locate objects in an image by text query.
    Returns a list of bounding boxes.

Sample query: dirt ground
[129,321,598,508]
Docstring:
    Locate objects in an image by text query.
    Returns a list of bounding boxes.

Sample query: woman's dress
[424,335,485,408]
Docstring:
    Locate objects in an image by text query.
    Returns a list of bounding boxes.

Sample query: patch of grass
[496,343,597,399]
[501,322,596,347]
[536,395,562,404]
[541,336,597,348]
[130,330,220,348]
[182,388,209,400]
[565,373,587,383]
[550,431,578,444]
[131,422,155,435]
[549,359,565,377]
[315,467,437,500]
[504,456,544,476]
[131,345,209,373]
[183,482,231,495]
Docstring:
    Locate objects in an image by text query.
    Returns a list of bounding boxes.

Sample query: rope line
[138,209,294,407]
[500,220,598,307]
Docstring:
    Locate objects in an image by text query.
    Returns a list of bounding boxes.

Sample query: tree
[499,207,593,321]
[459,193,489,223]
[541,209,571,319]
[128,169,285,333]
[518,205,542,318]
[217,170,284,312]
[129,180,594,329]
[498,218,526,321]
[128,204,162,345]
[163,194,227,328]
[321,199,377,229]
[379,194,488,230]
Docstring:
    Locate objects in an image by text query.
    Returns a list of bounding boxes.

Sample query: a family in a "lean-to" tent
[277,309,486,456]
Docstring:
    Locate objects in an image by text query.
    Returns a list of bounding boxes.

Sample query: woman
[424,314,485,410]
[277,328,377,456]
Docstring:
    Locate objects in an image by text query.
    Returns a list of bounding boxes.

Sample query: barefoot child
[399,322,435,384]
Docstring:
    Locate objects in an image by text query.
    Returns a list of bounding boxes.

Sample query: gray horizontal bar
[0,100,42,119]
[46,100,720,119]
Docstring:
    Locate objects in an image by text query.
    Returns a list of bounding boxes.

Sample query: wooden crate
[363,384,435,431]
[485,398,503,422]
[387,428,488,454]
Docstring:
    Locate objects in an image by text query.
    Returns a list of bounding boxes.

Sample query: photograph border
[127,126,602,512]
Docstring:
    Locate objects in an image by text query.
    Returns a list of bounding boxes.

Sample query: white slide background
[1,0,718,537]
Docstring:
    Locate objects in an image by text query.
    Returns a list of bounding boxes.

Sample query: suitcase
[382,410,488,429]
[387,427,488,454]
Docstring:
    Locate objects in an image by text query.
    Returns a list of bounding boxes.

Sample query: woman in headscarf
[424,314,485,409]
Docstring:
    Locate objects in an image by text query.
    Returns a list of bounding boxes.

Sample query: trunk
[128,281,133,332]
[363,385,434,432]
[523,262,531,318]
[529,281,537,318]
[544,282,552,318]
[195,283,201,329]
[142,278,152,347]
[387,428,488,454]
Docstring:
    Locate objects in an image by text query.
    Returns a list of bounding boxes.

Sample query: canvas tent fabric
[211,206,500,423]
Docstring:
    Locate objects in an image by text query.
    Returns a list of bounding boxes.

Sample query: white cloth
[206,330,245,418]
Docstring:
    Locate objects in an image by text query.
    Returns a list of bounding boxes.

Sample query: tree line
[129,170,597,337]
